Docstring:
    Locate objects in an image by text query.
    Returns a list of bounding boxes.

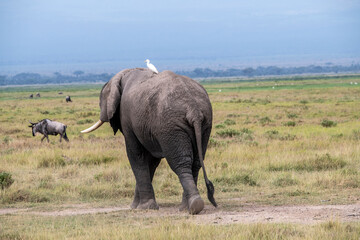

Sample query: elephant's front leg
[131,157,161,209]
[125,139,159,210]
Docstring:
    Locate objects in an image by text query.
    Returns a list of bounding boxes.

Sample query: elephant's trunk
[81,120,104,133]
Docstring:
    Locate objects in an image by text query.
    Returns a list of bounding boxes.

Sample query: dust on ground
[1,200,359,225]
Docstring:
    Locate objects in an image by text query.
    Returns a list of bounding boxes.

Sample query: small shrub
[3,136,11,144]
[227,113,240,118]
[321,119,337,128]
[79,112,97,118]
[268,153,346,172]
[279,134,296,141]
[265,130,279,140]
[214,174,257,186]
[0,172,14,190]
[207,138,226,148]
[38,155,66,168]
[2,189,49,203]
[284,121,296,127]
[224,119,236,126]
[256,98,271,105]
[94,170,120,182]
[350,129,360,140]
[77,119,94,125]
[259,116,272,126]
[40,110,50,114]
[217,129,241,138]
[215,124,225,129]
[273,174,298,187]
[300,100,308,104]
[287,113,298,119]
[79,155,117,165]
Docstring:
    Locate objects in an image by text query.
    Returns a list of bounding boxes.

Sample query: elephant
[81,68,216,214]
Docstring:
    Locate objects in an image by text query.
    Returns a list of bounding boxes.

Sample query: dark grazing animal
[36,93,40,97]
[29,119,69,143]
[29,94,33,98]
[66,96,72,102]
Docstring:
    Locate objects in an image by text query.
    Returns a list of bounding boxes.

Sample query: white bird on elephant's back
[145,59,159,74]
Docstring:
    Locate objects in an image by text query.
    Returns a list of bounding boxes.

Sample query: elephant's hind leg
[166,155,204,215]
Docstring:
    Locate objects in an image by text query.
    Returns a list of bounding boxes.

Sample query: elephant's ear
[99,72,123,134]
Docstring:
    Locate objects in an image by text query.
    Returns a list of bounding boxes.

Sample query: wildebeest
[66,96,72,102]
[29,94,33,98]
[36,93,40,97]
[29,119,69,143]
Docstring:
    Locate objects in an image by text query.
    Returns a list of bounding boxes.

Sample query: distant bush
[215,124,226,129]
[1,189,49,203]
[265,130,279,140]
[284,121,296,127]
[0,172,14,190]
[207,138,226,148]
[77,119,94,125]
[94,170,120,182]
[38,155,66,168]
[287,113,298,119]
[273,174,298,187]
[279,134,297,141]
[79,155,117,165]
[259,116,272,126]
[3,136,11,144]
[268,153,346,172]
[224,119,236,125]
[321,119,337,128]
[351,129,360,140]
[300,100,308,104]
[214,174,257,186]
[265,130,296,141]
[256,98,271,105]
[217,129,241,138]
[227,113,240,118]
[79,112,97,118]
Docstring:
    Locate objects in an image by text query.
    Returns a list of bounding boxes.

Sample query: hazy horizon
[1,0,359,75]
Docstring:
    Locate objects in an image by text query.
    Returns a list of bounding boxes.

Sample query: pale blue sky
[1,0,359,72]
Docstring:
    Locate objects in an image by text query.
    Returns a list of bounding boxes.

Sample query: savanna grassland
[1,75,360,239]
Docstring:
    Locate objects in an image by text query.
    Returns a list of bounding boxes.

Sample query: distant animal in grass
[29,94,33,98]
[66,96,72,103]
[29,119,69,143]
[58,92,63,95]
[36,93,40,97]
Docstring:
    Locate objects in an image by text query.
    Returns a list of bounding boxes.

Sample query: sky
[1,0,360,73]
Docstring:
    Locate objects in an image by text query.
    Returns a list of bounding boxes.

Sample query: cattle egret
[145,59,159,74]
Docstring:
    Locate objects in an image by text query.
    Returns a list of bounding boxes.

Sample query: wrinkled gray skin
[98,68,216,214]
[29,119,69,143]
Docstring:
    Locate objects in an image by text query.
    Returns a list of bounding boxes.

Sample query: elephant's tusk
[81,120,104,133]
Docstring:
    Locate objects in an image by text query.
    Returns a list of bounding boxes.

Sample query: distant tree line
[176,64,360,78]
[0,71,114,86]
[0,64,360,86]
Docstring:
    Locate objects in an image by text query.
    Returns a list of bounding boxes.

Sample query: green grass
[1,75,360,238]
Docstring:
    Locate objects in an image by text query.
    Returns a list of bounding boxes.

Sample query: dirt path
[1,202,359,225]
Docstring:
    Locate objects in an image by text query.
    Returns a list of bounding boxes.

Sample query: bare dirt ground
[1,200,359,225]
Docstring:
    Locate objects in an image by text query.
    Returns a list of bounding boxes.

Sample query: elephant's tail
[193,121,217,207]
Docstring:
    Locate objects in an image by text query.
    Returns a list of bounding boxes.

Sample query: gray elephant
[81,68,216,214]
